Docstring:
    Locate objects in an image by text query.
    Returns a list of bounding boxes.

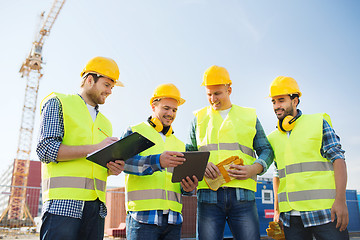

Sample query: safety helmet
[202,65,232,86]
[150,83,185,106]
[269,76,302,97]
[80,56,124,87]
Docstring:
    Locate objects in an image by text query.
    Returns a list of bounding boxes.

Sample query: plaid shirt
[37,96,107,219]
[274,110,345,227]
[186,114,274,202]
[122,127,193,226]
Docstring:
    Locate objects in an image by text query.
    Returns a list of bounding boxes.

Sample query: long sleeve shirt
[122,127,194,226]
[273,110,345,228]
[186,114,274,202]
[36,96,107,219]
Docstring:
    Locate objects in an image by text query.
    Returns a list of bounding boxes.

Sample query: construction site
[1,0,360,239]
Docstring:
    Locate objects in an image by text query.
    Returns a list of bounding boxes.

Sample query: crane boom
[0,0,65,227]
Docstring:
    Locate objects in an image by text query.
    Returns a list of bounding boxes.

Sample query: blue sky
[1,0,359,190]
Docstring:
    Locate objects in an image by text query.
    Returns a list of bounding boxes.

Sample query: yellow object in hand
[204,156,243,191]
[266,221,285,240]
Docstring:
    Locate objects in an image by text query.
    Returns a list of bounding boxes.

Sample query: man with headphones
[122,83,198,240]
[268,76,349,240]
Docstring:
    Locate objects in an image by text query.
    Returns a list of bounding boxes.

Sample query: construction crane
[0,0,65,227]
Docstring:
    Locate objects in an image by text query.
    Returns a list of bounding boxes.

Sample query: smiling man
[122,83,198,240]
[268,76,349,240]
[186,65,274,240]
[37,56,125,240]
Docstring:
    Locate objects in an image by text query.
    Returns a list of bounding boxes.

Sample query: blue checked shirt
[273,110,345,227]
[186,114,274,202]
[37,96,107,219]
[122,127,194,226]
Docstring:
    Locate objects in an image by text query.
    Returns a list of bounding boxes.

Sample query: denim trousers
[126,214,182,240]
[40,199,105,240]
[197,187,260,240]
[284,216,349,240]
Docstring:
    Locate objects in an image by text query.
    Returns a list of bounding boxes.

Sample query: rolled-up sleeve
[36,97,63,164]
[121,127,162,176]
[253,118,274,175]
[321,119,345,163]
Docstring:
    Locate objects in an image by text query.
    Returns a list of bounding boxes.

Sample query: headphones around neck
[277,115,300,132]
[147,116,173,136]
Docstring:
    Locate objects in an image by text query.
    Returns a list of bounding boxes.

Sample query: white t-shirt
[218,107,231,120]
[86,103,97,122]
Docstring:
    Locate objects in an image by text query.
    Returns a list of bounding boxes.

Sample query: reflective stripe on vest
[268,113,336,212]
[195,105,257,191]
[127,189,181,203]
[277,161,333,179]
[278,189,336,202]
[199,143,256,158]
[41,93,111,203]
[42,177,106,192]
[125,122,184,213]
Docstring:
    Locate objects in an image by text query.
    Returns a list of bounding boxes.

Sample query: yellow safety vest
[125,122,184,213]
[195,105,257,191]
[268,113,336,212]
[41,93,111,203]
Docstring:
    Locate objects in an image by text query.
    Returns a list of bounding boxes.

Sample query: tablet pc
[171,151,210,183]
[86,132,155,168]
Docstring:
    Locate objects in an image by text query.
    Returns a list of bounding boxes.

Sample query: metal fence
[0,185,41,238]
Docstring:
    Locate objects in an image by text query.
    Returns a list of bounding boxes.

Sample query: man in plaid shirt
[123,83,198,240]
[37,56,125,240]
[268,76,349,240]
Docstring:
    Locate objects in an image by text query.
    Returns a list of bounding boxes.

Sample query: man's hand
[332,158,349,232]
[205,162,221,179]
[273,209,281,224]
[57,137,119,161]
[227,163,263,180]
[107,160,125,176]
[331,198,349,231]
[159,151,185,168]
[97,137,119,150]
[181,175,198,192]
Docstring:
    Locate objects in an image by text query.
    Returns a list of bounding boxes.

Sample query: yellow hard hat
[269,76,302,97]
[80,56,124,87]
[150,83,185,106]
[202,65,232,86]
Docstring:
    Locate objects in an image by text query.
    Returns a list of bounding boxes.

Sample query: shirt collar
[77,94,99,113]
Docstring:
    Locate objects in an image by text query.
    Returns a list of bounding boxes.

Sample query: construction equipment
[0,0,65,227]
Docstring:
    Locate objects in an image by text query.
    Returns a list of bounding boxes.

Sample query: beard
[276,105,294,120]
[160,115,174,127]
[88,86,106,105]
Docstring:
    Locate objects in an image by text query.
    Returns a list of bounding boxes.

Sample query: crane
[0,0,65,227]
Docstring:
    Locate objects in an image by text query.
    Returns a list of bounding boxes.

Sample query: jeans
[197,187,260,240]
[284,216,349,240]
[126,214,182,240]
[40,199,105,240]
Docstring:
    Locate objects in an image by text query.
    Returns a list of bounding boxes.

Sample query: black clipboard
[86,132,155,168]
[171,151,210,183]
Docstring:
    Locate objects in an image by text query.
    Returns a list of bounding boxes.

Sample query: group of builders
[36,56,349,240]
